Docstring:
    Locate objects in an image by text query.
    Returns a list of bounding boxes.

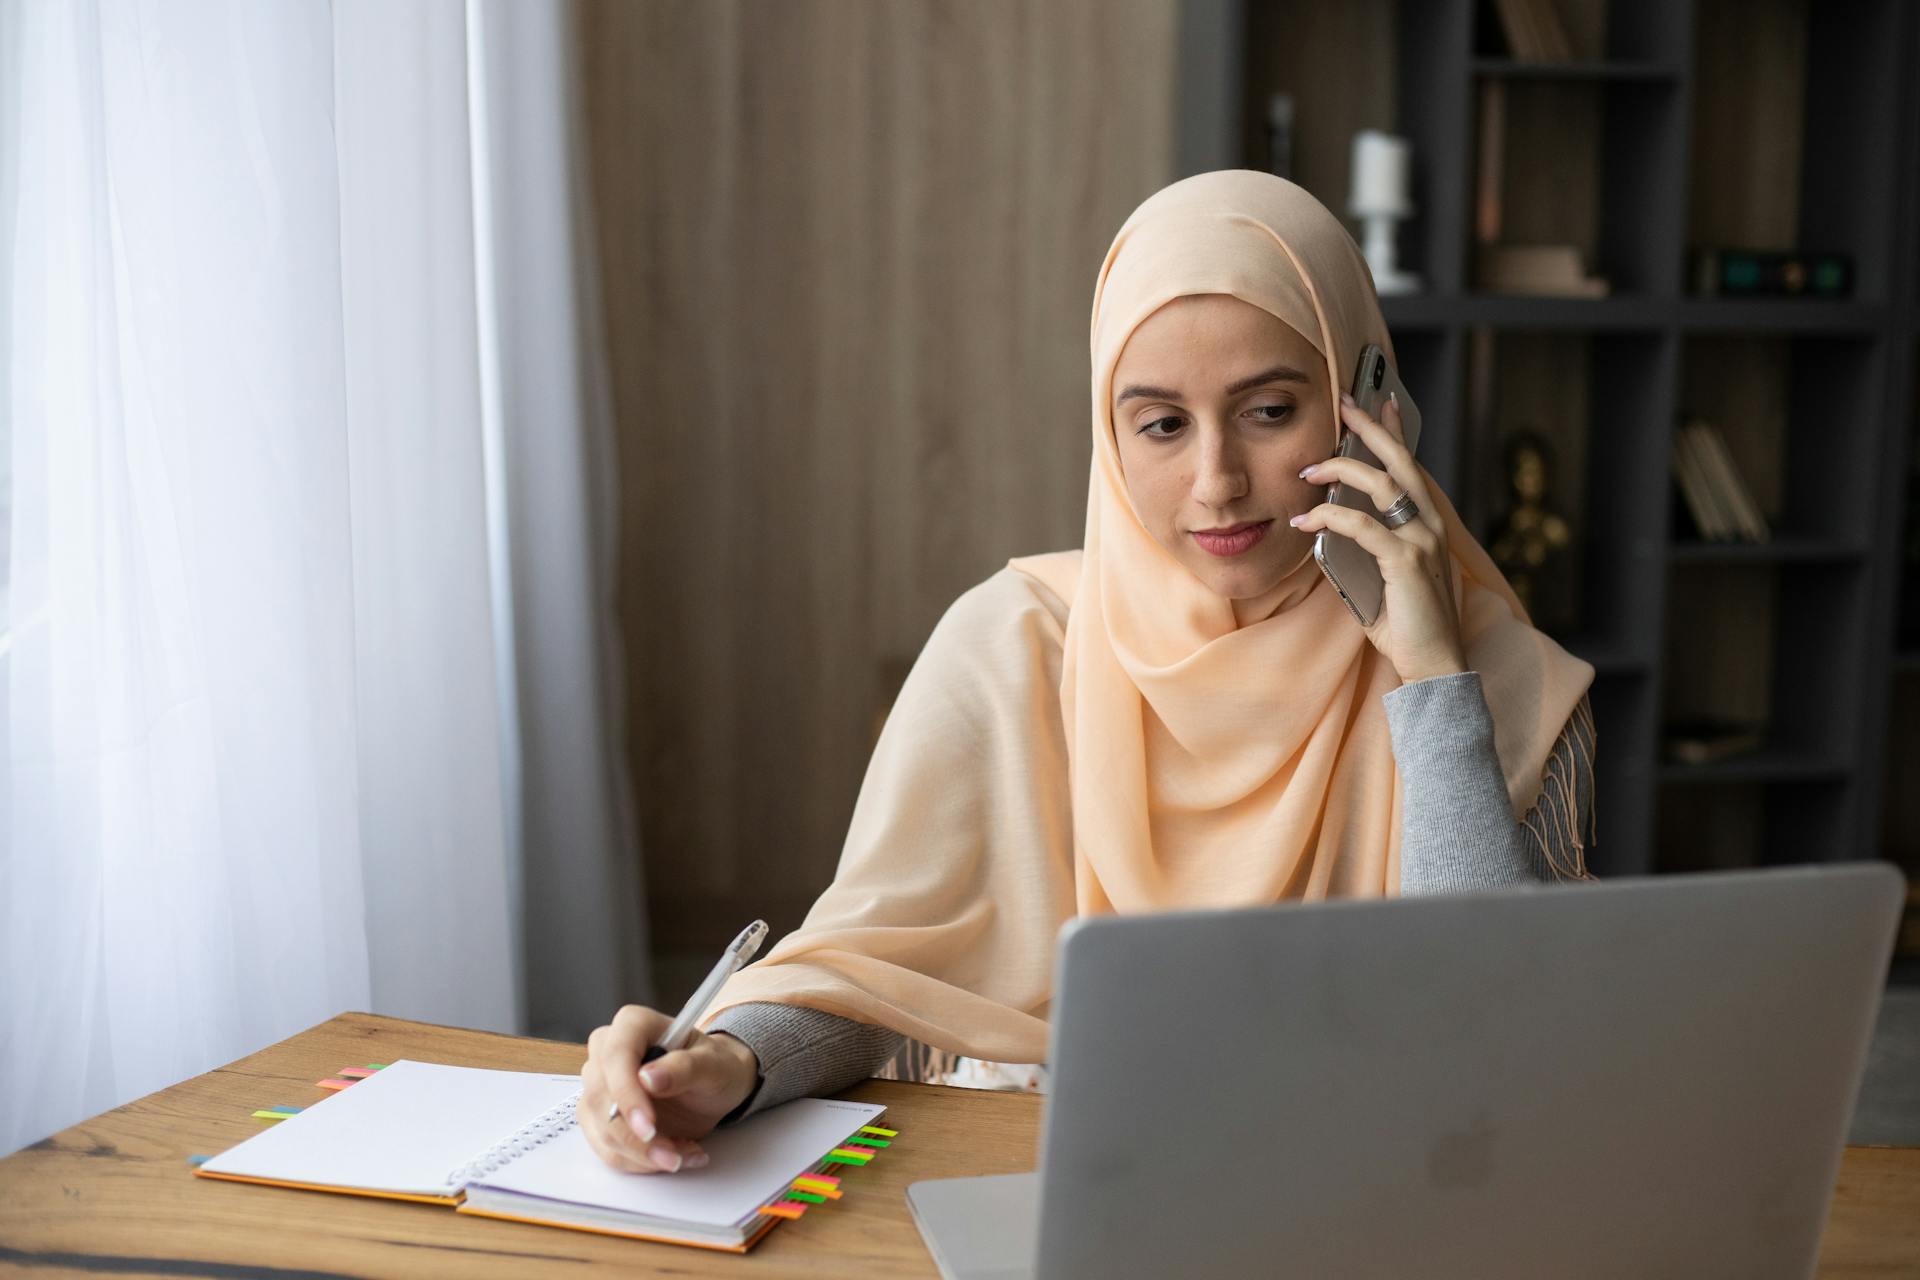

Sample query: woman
[580,170,1597,1175]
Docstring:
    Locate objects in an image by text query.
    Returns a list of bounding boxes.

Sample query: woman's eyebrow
[1224,364,1311,395]
[1114,364,1311,405]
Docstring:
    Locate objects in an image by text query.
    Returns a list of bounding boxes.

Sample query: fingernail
[629,1112,654,1142]
[640,1066,664,1091]
[1299,465,1318,479]
[653,1144,683,1173]
[1340,390,1355,406]
[683,1151,710,1169]
[1289,515,1307,528]
[1389,390,1399,407]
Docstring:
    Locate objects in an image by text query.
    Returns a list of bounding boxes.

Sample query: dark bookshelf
[1185,0,1920,903]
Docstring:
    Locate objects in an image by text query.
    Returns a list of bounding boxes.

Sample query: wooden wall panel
[577,1,1178,953]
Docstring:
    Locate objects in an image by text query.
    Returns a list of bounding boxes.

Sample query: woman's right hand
[578,1004,761,1173]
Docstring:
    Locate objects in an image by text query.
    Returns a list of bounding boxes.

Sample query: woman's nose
[1191,429,1248,506]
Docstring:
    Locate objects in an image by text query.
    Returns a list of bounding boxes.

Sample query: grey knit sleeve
[704,1002,903,1125]
[1384,671,1597,894]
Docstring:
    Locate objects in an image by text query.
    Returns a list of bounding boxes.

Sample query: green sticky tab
[785,1190,827,1204]
[823,1153,868,1165]
[847,1136,889,1147]
[366,1063,388,1069]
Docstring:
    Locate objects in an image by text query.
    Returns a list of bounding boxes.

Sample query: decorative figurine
[1488,430,1571,619]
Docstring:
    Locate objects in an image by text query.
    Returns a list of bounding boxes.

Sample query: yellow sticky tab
[251,1110,292,1121]
[859,1125,898,1137]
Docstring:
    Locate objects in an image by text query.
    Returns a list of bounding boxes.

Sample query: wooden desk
[1,1012,1915,1277]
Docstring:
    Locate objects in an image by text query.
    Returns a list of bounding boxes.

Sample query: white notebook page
[200,1060,582,1196]
[471,1095,886,1228]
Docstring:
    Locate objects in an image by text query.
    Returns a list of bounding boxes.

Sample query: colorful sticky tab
[337,1067,376,1078]
[365,1063,388,1069]
[186,1154,212,1166]
[792,1174,840,1191]
[251,1110,293,1122]
[859,1125,898,1137]
[785,1190,827,1204]
[757,1203,805,1219]
[828,1147,873,1160]
[264,1105,302,1114]
[315,1077,356,1091]
[823,1153,870,1166]
[791,1181,842,1198]
[846,1135,889,1147]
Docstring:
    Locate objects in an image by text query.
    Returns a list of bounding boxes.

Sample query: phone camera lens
[1371,362,1384,389]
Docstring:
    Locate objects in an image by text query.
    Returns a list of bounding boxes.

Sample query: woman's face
[1110,293,1333,601]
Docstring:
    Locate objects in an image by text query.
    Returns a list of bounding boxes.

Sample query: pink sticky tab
[315,1078,355,1091]
[336,1067,375,1078]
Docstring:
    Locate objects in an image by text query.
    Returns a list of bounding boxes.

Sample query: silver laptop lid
[1035,863,1903,1280]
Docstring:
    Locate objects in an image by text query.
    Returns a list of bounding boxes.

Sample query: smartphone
[1311,345,1423,627]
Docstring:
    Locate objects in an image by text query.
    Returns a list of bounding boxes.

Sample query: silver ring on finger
[1381,491,1420,529]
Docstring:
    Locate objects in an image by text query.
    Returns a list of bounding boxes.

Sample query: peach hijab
[701,170,1593,1064]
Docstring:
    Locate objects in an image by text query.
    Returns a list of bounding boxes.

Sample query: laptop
[907,863,1904,1279]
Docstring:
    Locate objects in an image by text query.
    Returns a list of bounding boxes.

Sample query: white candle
[1349,129,1411,217]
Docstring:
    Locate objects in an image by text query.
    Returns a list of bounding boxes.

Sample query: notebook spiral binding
[443,1089,584,1190]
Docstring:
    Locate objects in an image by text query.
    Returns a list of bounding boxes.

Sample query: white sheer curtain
[1,0,647,1154]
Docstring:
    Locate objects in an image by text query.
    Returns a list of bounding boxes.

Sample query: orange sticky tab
[757,1203,805,1219]
[315,1078,355,1091]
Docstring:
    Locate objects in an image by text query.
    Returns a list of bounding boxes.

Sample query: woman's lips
[1191,519,1273,558]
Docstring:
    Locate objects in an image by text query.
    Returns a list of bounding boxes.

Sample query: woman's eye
[1249,404,1293,424]
[1139,416,1184,438]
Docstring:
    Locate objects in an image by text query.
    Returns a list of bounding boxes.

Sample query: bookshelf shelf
[1380,295,1669,330]
[1678,300,1889,335]
[1469,58,1680,83]
[1213,0,1918,883]
[1658,751,1852,785]
[1377,296,1889,335]
[1667,540,1868,566]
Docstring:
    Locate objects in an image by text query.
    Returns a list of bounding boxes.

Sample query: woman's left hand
[1289,391,1468,685]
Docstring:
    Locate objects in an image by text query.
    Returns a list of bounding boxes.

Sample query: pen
[608,919,768,1127]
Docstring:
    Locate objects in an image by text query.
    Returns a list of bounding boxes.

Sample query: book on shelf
[1489,0,1573,62]
[1663,720,1767,766]
[1672,425,1730,540]
[1690,248,1853,299]
[1900,883,1920,960]
[1670,419,1770,544]
[1474,78,1506,244]
[1472,244,1609,296]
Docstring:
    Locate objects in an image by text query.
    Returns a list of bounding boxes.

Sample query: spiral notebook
[195,1059,887,1252]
